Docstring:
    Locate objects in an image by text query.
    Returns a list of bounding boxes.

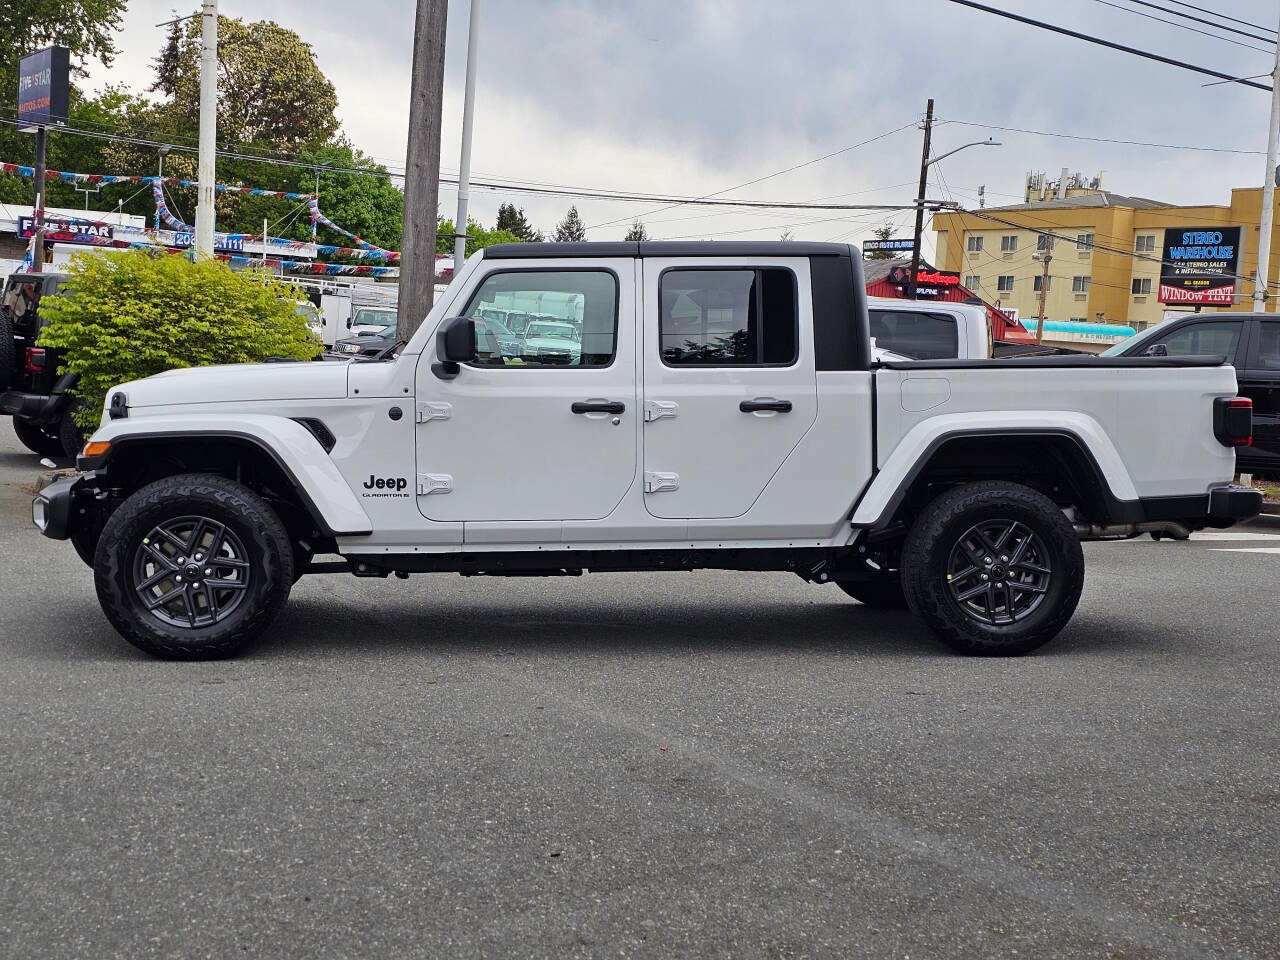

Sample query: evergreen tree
[554,205,587,242]
[624,221,648,241]
[496,202,541,241]
[867,224,899,260]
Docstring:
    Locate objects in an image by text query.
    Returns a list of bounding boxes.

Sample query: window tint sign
[16,47,70,128]
[1159,227,1242,305]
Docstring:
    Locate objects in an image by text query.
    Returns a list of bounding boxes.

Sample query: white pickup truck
[33,241,1260,660]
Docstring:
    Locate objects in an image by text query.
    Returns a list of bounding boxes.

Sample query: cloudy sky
[82,0,1280,256]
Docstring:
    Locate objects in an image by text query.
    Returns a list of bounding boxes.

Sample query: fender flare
[81,414,372,536]
[850,412,1141,529]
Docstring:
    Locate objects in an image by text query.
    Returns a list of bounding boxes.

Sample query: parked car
[521,319,580,364]
[33,240,1259,661]
[867,298,993,360]
[1103,311,1280,477]
[348,306,398,337]
[0,270,85,459]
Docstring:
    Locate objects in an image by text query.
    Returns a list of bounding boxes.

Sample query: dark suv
[0,271,84,459]
[1105,312,1280,477]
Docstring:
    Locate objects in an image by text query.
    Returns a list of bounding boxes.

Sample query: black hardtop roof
[482,241,855,259]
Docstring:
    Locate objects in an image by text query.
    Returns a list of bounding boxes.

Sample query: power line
[938,118,1267,155]
[1091,0,1274,54]
[943,0,1272,91]
[1164,0,1276,36]
[1119,0,1276,44]
[587,121,918,229]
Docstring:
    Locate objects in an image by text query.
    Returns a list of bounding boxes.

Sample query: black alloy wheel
[944,520,1051,626]
[131,515,251,629]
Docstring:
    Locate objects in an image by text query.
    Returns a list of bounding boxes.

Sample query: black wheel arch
[80,433,341,551]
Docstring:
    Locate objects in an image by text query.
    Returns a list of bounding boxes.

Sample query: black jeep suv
[0,271,85,460]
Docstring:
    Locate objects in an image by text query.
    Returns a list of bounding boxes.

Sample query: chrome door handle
[739,398,792,413]
[571,400,625,414]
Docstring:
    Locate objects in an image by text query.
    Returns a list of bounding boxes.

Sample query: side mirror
[346,318,352,328]
[433,316,475,379]
[1144,343,1168,357]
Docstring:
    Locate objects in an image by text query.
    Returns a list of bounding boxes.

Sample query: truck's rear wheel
[901,482,1084,656]
[835,579,907,608]
[94,474,294,659]
[13,418,65,459]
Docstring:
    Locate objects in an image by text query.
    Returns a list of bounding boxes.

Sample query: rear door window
[868,308,959,360]
[658,268,797,366]
[1256,321,1280,371]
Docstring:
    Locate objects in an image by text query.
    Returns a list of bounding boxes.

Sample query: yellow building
[933,170,1280,332]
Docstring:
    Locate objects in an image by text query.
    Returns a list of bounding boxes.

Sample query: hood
[111,362,349,409]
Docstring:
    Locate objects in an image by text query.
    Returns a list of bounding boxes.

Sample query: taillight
[24,347,45,373]
[1213,396,1253,447]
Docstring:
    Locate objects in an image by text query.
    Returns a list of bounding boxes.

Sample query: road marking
[1108,531,1280,543]
[1211,547,1280,554]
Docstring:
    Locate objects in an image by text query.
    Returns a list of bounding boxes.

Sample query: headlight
[340,343,362,354]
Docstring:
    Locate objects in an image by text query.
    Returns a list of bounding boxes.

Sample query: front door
[640,258,817,520]
[414,262,637,522]
[1239,319,1280,473]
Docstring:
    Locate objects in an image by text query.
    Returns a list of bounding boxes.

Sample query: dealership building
[932,169,1268,331]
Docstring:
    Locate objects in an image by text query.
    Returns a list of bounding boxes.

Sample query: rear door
[1239,318,1280,472]
[639,258,817,519]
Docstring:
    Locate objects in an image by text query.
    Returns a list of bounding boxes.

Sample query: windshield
[526,321,577,341]
[351,307,397,331]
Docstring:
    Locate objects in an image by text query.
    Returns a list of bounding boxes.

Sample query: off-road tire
[13,417,64,458]
[901,481,1084,656]
[0,309,14,391]
[835,578,908,608]
[94,474,294,660]
[57,404,86,460]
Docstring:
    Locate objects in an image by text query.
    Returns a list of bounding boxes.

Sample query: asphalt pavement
[0,423,1277,960]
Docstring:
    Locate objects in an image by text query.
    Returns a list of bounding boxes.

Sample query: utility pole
[399,0,449,341]
[453,0,481,275]
[1254,7,1280,311]
[1034,237,1054,343]
[193,0,218,259]
[907,98,934,300]
[30,126,46,273]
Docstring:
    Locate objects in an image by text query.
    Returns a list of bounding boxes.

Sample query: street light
[907,114,1001,300]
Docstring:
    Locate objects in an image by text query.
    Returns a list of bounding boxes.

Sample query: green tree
[436,216,521,256]
[867,224,899,260]
[554,205,586,242]
[495,203,541,241]
[624,220,648,241]
[0,1,129,206]
[151,13,339,148]
[38,250,319,427]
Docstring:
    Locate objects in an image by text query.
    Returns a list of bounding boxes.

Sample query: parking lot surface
[1,425,1277,960]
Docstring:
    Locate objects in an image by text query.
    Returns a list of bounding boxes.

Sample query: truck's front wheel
[94,474,295,659]
[901,482,1084,656]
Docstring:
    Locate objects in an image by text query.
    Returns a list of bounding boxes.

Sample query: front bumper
[32,474,83,540]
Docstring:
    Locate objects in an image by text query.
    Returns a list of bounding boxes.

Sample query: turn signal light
[1213,396,1253,447]
[81,440,112,458]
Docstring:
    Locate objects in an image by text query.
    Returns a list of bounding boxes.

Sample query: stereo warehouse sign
[1159,227,1243,305]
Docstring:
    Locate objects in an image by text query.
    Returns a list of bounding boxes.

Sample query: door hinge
[644,471,680,493]
[643,400,679,422]
[416,401,452,423]
[417,473,453,495]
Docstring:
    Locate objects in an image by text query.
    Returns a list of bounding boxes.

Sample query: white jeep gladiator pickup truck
[32,241,1261,659]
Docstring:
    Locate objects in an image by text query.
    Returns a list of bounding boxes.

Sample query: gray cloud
[83,0,1280,250]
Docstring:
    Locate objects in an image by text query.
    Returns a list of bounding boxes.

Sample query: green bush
[38,250,320,428]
